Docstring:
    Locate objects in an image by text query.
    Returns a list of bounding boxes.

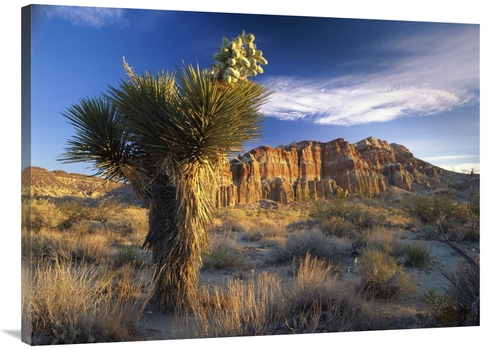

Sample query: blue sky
[25,3,480,176]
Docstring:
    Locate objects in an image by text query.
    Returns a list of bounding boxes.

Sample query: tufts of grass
[279,254,369,333]
[358,248,416,300]
[244,217,286,244]
[113,245,146,268]
[22,260,150,345]
[404,243,433,267]
[189,271,282,338]
[363,226,405,257]
[202,232,243,270]
[187,254,372,338]
[271,228,349,264]
[309,199,398,238]
[22,230,113,264]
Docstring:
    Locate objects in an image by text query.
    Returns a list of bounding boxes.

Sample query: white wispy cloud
[422,155,480,174]
[423,155,477,162]
[439,163,480,174]
[261,26,479,126]
[41,6,128,29]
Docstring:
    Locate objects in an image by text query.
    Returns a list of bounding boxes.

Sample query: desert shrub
[202,232,243,270]
[358,248,415,300]
[245,217,286,243]
[447,260,480,326]
[285,219,319,232]
[23,261,150,345]
[420,259,479,327]
[363,225,404,256]
[310,199,388,238]
[451,226,479,243]
[107,205,149,237]
[403,193,468,228]
[114,245,146,267]
[419,290,457,327]
[189,255,371,338]
[347,204,381,229]
[22,199,66,233]
[278,254,369,333]
[214,220,248,233]
[404,243,433,267]
[320,217,355,237]
[271,228,347,264]
[382,206,415,229]
[213,207,254,233]
[56,201,95,230]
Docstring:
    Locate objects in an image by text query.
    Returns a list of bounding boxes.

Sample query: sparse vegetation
[271,228,348,265]
[404,243,433,267]
[358,248,416,300]
[187,254,373,337]
[114,245,147,268]
[22,169,479,344]
[23,260,150,345]
[202,232,243,270]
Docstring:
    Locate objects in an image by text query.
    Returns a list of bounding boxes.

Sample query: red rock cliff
[214,136,451,207]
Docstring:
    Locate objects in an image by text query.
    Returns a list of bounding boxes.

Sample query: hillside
[21,166,124,199]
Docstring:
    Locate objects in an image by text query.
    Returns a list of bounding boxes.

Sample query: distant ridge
[21,166,124,199]
[23,137,479,207]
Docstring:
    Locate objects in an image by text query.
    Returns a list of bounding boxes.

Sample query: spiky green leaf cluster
[212,32,268,84]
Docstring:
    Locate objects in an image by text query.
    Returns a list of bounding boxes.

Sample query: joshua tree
[59,33,271,313]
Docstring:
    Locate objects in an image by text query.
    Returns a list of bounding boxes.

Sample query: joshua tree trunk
[142,172,207,313]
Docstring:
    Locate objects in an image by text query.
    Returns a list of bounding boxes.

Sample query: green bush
[403,193,466,226]
[114,245,145,267]
[404,243,432,267]
[419,290,457,327]
[310,199,386,238]
[320,217,355,238]
[358,248,415,300]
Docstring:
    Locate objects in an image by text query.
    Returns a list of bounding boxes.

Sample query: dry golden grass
[184,253,374,338]
[202,231,245,270]
[22,260,151,345]
[363,225,405,256]
[213,205,308,234]
[21,192,479,341]
[22,228,115,264]
[188,271,282,337]
[358,248,416,301]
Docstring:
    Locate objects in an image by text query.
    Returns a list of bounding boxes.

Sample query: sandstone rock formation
[214,136,460,207]
[23,136,477,208]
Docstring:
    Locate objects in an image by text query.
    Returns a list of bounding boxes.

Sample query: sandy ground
[137,229,478,340]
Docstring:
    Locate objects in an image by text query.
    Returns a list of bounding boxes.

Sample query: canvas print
[21,4,480,346]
